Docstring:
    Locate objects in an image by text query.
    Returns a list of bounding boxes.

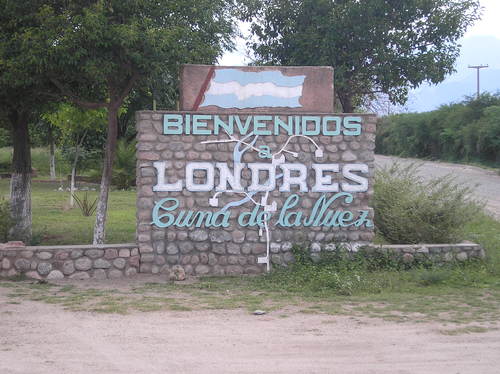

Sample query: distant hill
[407,35,500,112]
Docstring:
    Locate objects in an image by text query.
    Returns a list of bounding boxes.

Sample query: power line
[468,64,489,99]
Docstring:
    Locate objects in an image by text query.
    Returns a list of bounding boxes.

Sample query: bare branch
[51,78,107,110]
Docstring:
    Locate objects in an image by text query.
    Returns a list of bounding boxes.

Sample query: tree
[244,0,481,112]
[0,0,61,242]
[29,119,61,180]
[44,103,106,207]
[27,0,236,243]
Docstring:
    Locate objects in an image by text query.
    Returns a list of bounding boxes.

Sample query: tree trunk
[338,94,354,113]
[93,105,119,244]
[10,111,32,243]
[70,132,86,208]
[70,149,79,208]
[70,164,76,207]
[48,126,56,180]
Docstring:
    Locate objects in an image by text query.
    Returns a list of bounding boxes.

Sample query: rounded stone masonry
[0,240,487,279]
[0,243,139,280]
[47,270,64,280]
[303,242,486,266]
[37,262,52,276]
[75,257,92,271]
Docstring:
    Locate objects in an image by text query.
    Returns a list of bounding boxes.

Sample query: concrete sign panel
[180,65,334,112]
[136,65,375,276]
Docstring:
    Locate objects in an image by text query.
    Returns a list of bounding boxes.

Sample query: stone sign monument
[136,65,376,276]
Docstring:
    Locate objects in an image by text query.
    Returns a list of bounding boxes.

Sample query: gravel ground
[375,155,500,218]
[1,285,499,374]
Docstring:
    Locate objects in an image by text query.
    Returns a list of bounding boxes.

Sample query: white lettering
[186,162,215,192]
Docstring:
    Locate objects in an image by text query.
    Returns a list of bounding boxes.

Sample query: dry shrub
[374,163,482,244]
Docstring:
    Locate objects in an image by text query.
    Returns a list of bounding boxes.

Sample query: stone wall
[353,242,486,263]
[136,111,374,276]
[0,242,139,280]
[0,241,486,281]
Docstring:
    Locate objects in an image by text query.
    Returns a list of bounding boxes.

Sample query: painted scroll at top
[180,65,334,113]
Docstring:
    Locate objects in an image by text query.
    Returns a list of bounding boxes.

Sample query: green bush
[0,198,14,242]
[373,162,482,244]
[111,139,136,190]
[0,127,12,148]
[376,93,500,166]
[0,147,12,173]
[86,138,136,188]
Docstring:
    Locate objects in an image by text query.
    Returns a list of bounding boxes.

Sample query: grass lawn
[0,179,136,245]
[0,146,136,244]
[2,266,500,328]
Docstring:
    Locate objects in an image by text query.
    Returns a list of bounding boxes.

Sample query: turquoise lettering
[185,114,191,135]
[274,116,293,135]
[212,210,230,227]
[152,198,178,227]
[232,115,252,135]
[192,115,211,135]
[354,210,373,227]
[337,211,354,227]
[322,116,341,136]
[253,115,272,135]
[295,116,301,135]
[302,116,321,135]
[276,194,302,227]
[343,116,362,136]
[163,114,183,135]
[214,115,233,135]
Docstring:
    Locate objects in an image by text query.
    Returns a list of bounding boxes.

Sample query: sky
[464,0,500,39]
[218,0,500,112]
[407,0,500,111]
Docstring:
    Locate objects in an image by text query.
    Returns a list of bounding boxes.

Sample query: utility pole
[468,64,489,99]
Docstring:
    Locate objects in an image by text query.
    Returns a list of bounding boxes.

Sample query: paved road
[375,155,500,218]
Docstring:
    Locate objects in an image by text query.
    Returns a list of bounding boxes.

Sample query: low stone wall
[0,242,139,280]
[0,241,486,280]
[262,241,486,268]
[351,242,485,263]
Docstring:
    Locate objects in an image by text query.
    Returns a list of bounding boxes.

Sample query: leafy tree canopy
[43,103,106,163]
[26,0,236,108]
[243,0,481,112]
[0,0,61,121]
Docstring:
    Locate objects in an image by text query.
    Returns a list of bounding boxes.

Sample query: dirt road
[1,286,499,374]
[375,155,500,217]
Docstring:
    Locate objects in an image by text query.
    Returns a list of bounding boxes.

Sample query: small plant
[112,139,136,190]
[415,268,452,286]
[72,192,98,216]
[0,198,14,242]
[88,139,136,189]
[29,227,48,246]
[291,244,313,265]
[0,160,11,173]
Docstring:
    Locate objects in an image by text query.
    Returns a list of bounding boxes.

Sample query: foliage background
[243,0,480,112]
[376,93,500,166]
